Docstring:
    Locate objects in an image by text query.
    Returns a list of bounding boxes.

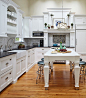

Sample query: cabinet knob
[9,72,11,74]
[21,60,23,62]
[6,62,9,66]
[10,59,12,61]
[5,77,8,80]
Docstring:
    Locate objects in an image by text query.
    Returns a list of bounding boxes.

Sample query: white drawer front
[0,57,13,75]
[0,69,13,92]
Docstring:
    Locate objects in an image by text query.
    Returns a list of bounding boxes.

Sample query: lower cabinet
[35,48,50,62]
[0,55,16,92]
[0,69,13,92]
[16,56,26,78]
[27,48,35,71]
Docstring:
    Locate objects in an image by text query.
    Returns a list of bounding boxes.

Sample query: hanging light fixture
[58,0,67,29]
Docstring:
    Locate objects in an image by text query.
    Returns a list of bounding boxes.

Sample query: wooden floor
[0,64,86,98]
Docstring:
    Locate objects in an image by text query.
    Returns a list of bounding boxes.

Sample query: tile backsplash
[0,37,24,50]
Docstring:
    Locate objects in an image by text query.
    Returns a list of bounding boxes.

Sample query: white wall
[13,0,86,16]
[12,0,30,17]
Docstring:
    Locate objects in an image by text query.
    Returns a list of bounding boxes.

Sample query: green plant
[71,23,73,26]
[47,24,50,27]
[67,14,70,17]
[60,42,62,44]
[44,23,47,27]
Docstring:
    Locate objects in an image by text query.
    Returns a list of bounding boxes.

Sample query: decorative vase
[60,43,63,49]
[51,26,54,29]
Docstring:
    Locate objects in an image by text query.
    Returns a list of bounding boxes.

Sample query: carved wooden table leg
[44,59,49,90]
[74,59,80,90]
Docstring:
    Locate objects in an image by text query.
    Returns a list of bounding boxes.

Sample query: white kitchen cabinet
[26,48,35,72]
[7,4,18,35]
[16,59,21,77]
[0,54,16,92]
[35,48,50,62]
[23,17,32,38]
[70,32,75,47]
[17,9,23,37]
[43,12,49,27]
[21,57,26,72]
[76,30,86,54]
[16,56,26,78]
[44,33,48,47]
[0,0,7,37]
[75,15,86,24]
[32,16,44,31]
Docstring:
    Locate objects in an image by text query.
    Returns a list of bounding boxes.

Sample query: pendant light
[58,0,67,29]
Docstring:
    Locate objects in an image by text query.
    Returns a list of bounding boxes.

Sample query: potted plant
[67,14,70,29]
[47,24,50,29]
[44,23,47,29]
[71,23,73,29]
[50,14,54,28]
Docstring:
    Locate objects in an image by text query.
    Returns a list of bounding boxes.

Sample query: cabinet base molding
[12,78,17,84]
[26,62,36,72]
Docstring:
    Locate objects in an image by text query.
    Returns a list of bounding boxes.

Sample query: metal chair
[36,61,45,84]
[79,61,86,79]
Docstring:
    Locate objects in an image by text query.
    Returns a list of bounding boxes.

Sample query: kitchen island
[44,49,80,90]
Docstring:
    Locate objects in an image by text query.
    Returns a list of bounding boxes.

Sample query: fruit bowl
[60,49,67,52]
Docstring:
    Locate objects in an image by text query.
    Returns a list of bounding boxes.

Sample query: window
[15,37,24,43]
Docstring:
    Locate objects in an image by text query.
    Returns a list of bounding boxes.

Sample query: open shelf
[7,5,17,34]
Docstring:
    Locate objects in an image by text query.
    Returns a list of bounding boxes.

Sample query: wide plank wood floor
[0,64,86,98]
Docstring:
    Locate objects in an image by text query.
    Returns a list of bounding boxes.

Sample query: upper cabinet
[17,9,23,37]
[32,16,44,31]
[0,0,23,37]
[23,17,32,38]
[7,5,17,34]
[75,15,86,24]
[0,0,8,37]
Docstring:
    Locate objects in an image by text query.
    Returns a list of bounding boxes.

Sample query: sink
[8,50,26,59]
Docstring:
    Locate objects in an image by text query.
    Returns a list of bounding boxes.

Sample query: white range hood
[44,29,75,33]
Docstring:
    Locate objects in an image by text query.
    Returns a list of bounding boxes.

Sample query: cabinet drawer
[36,48,50,52]
[0,69,13,92]
[0,57,13,75]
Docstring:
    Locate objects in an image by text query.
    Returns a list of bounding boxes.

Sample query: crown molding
[31,15,44,18]
[0,0,8,4]
[47,8,71,12]
[18,9,24,14]
[7,0,20,8]
[74,14,86,17]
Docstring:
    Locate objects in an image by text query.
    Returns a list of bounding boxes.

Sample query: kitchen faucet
[7,38,14,50]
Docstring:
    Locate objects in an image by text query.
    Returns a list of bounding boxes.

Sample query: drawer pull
[6,63,9,66]
[42,49,44,50]
[5,77,8,80]
[10,59,12,61]
[9,72,11,74]
[28,56,30,57]
[21,60,23,62]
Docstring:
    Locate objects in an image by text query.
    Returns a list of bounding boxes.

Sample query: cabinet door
[29,19,32,37]
[0,2,7,36]
[83,17,86,24]
[16,60,21,77]
[21,58,26,72]
[23,18,29,37]
[32,18,39,31]
[18,12,22,37]
[28,55,31,67]
[39,18,43,31]
[44,33,48,47]
[76,30,86,54]
[75,17,83,24]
